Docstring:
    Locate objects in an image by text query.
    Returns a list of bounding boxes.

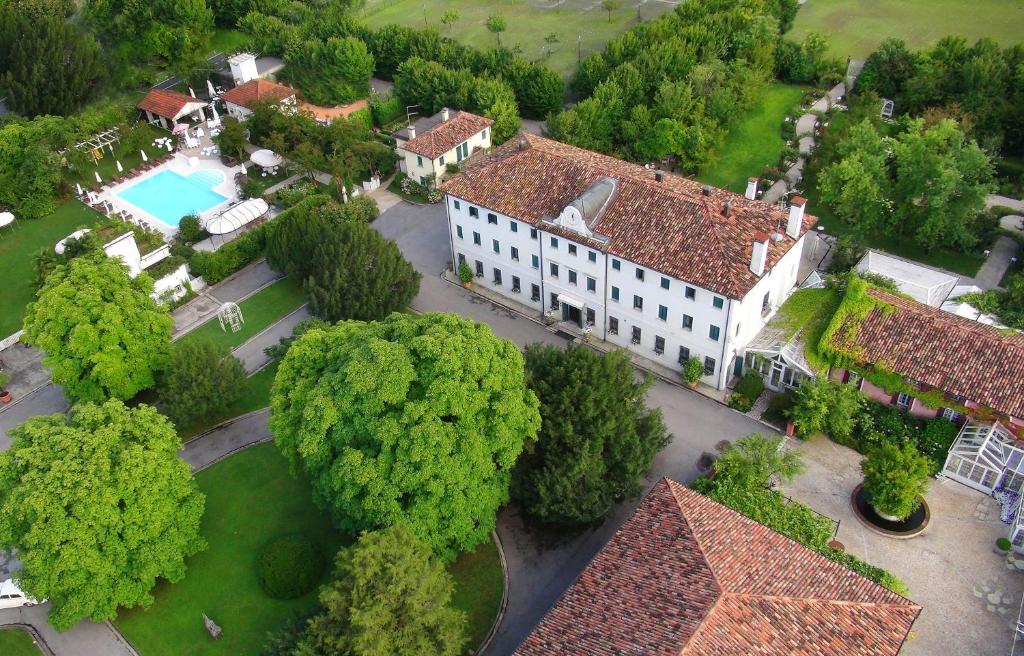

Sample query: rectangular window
[685,286,696,300]
[493,268,502,285]
[530,227,538,240]
[703,357,716,376]
[568,270,577,285]
[531,284,540,301]
[512,275,520,292]
[608,316,619,335]
[661,277,670,290]
[473,231,481,246]
[682,314,693,330]
[439,155,445,166]
[568,244,577,256]
[631,326,641,344]
[588,251,597,263]
[550,263,559,278]
[658,305,668,321]
[475,260,483,277]
[586,277,596,292]
[454,199,461,210]
[678,346,690,364]
[456,225,463,239]
[531,254,539,269]
[511,246,519,261]
[457,253,466,265]
[942,408,962,422]
[709,325,720,341]
[550,237,558,249]
[654,336,665,355]
[611,286,619,301]
[510,220,518,233]
[633,295,643,310]
[896,393,913,409]
[469,206,479,218]
[417,155,423,166]
[586,308,595,325]
[612,259,621,270]
[762,292,771,313]
[713,296,724,309]
[482,128,488,140]
[492,239,500,254]
[636,268,645,281]
[550,293,559,310]
[487,213,498,225]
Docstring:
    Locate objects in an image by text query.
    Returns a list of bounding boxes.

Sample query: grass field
[0,201,105,337]
[790,0,1024,59]
[181,277,306,351]
[209,28,251,55]
[0,628,42,656]
[698,83,807,194]
[360,0,675,80]
[116,443,504,655]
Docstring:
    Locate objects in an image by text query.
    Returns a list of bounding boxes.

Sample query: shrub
[188,224,268,283]
[763,393,794,425]
[274,182,317,209]
[457,261,473,284]
[916,419,959,473]
[258,535,326,600]
[241,177,267,200]
[998,537,1012,552]
[682,357,704,384]
[861,441,931,519]
[177,215,203,243]
[728,393,754,412]
[789,377,862,442]
[735,371,764,400]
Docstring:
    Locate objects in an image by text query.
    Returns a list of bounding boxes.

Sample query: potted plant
[457,262,474,288]
[0,372,11,404]
[860,441,932,521]
[682,357,704,389]
[996,537,1012,556]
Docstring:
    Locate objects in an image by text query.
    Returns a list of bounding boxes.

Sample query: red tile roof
[137,89,206,120]
[221,79,296,108]
[401,111,493,159]
[441,134,817,299]
[825,285,1024,418]
[514,479,920,656]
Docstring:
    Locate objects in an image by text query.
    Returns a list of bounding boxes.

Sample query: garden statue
[203,613,222,639]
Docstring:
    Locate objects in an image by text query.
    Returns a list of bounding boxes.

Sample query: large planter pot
[785,420,796,437]
[686,381,699,390]
[0,390,11,404]
[850,484,929,539]
[462,281,472,289]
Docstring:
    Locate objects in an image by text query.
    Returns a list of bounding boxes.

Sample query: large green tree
[297,526,466,656]
[157,338,247,427]
[284,36,374,106]
[265,194,379,278]
[270,313,540,561]
[304,223,420,322]
[0,400,206,630]
[512,345,669,525]
[23,254,173,402]
[0,7,105,117]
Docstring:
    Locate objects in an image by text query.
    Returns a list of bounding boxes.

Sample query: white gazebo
[250,149,283,169]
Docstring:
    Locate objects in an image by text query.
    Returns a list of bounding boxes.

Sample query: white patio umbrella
[206,79,216,97]
[188,86,196,98]
[166,142,173,152]
[115,160,123,173]
[94,171,102,184]
[140,150,148,162]
[75,183,83,196]
[211,104,219,122]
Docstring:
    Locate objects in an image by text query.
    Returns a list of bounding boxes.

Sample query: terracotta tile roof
[136,89,205,120]
[826,285,1024,418]
[514,479,920,656]
[299,98,368,123]
[221,79,296,108]
[441,134,817,299]
[400,111,493,159]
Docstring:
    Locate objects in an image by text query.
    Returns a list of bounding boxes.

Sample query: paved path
[972,235,1020,290]
[180,409,272,471]
[0,609,136,656]
[233,305,310,374]
[173,260,282,336]
[988,195,1024,212]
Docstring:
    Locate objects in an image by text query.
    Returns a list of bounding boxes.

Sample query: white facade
[446,194,808,389]
[396,116,491,185]
[228,53,259,85]
[224,95,296,122]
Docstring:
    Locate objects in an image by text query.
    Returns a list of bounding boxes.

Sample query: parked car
[0,578,41,609]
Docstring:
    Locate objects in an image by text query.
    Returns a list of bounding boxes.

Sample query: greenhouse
[942,421,1024,495]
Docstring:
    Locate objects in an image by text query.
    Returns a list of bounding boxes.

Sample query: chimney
[441,107,450,121]
[750,232,770,277]
[721,201,732,218]
[701,184,712,197]
[654,170,664,182]
[786,196,807,238]
[745,177,758,200]
[407,124,416,139]
[517,138,528,151]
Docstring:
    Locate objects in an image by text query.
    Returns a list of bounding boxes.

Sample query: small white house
[393,109,492,186]
[137,89,208,130]
[221,79,297,122]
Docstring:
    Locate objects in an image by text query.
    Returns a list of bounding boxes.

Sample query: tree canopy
[297,526,466,656]
[157,338,247,427]
[23,253,173,402]
[270,313,540,562]
[265,194,379,278]
[283,36,375,106]
[0,400,206,630]
[513,345,669,525]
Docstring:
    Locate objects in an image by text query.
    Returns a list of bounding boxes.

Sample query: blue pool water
[116,169,228,227]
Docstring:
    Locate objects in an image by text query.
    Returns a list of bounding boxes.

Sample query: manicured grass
[116,443,504,655]
[773,287,843,370]
[360,0,675,81]
[450,538,504,652]
[790,0,1024,59]
[181,277,307,351]
[0,628,43,656]
[178,360,280,439]
[697,83,807,193]
[0,201,105,337]
[209,28,251,55]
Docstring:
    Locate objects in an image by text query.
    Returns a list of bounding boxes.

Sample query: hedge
[188,224,270,284]
[258,534,326,600]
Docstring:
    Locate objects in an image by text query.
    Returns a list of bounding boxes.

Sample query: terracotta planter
[462,281,472,289]
[785,420,796,437]
[686,381,699,390]
[0,390,11,404]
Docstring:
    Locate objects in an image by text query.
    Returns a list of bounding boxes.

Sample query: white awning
[204,198,269,235]
[557,293,585,310]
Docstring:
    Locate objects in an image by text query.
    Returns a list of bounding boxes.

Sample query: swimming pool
[116,169,229,227]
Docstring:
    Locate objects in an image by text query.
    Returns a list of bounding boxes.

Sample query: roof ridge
[719,589,916,609]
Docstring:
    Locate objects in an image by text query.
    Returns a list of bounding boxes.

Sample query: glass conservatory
[942,421,1024,495]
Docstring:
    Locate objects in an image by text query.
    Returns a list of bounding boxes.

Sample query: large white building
[440,134,817,389]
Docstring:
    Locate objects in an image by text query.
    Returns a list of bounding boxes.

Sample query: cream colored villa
[393,109,492,186]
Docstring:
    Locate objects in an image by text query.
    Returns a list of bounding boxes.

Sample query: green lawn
[0,628,43,656]
[178,360,280,439]
[209,28,251,55]
[66,123,165,188]
[0,201,105,337]
[116,443,504,656]
[790,0,1024,59]
[180,277,307,351]
[697,83,807,193]
[360,0,675,80]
